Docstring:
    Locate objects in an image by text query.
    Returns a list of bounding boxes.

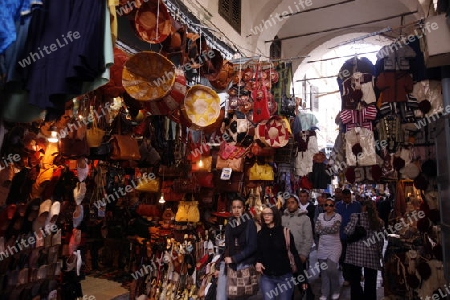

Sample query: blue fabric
[0,0,24,54]
[260,273,295,300]
[216,261,228,300]
[335,200,361,240]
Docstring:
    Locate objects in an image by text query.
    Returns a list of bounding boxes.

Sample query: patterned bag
[227,264,259,299]
[283,227,297,273]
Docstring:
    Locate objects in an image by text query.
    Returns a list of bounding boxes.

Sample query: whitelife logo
[249,0,313,36]
[18,31,81,68]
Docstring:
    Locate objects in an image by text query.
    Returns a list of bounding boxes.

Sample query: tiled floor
[82,245,386,300]
[81,276,129,300]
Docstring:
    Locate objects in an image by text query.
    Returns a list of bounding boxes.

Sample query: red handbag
[252,64,271,123]
[186,133,210,162]
[195,172,214,188]
[161,181,185,201]
[172,178,200,193]
[250,142,275,157]
[136,205,160,217]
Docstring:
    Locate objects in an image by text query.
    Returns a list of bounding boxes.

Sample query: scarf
[227,218,248,257]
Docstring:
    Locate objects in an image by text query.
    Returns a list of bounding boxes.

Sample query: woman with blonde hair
[344,200,384,300]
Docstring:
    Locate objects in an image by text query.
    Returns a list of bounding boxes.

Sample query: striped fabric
[340,105,377,131]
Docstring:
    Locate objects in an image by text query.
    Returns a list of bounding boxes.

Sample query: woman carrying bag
[256,205,306,300]
[344,200,384,300]
[216,196,258,300]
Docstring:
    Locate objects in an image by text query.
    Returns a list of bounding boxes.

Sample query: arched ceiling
[245,0,431,72]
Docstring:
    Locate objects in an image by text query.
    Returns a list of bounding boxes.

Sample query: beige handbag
[175,201,200,223]
[216,156,244,172]
[86,117,105,147]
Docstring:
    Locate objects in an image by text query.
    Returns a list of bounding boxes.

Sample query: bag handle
[284,227,291,250]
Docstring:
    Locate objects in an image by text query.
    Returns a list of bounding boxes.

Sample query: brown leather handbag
[59,127,89,158]
[110,114,141,160]
[110,135,141,160]
[172,178,200,193]
[215,172,244,193]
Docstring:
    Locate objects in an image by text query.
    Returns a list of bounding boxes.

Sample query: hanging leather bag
[175,200,200,223]
[110,114,141,160]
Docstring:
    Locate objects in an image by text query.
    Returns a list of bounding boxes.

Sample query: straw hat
[134,0,172,44]
[122,51,176,101]
[256,116,291,148]
[207,60,235,91]
[182,85,221,129]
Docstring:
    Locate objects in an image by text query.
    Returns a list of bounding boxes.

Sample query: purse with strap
[346,214,367,243]
[284,227,297,273]
[110,114,141,160]
[175,200,200,223]
[248,163,274,181]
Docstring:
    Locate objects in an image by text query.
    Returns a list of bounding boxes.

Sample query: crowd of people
[215,188,388,300]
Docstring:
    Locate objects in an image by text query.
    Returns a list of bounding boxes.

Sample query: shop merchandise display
[1,1,448,299]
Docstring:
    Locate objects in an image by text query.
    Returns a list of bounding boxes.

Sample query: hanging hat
[182,85,221,129]
[122,51,176,101]
[256,116,291,148]
[421,159,437,177]
[134,0,172,44]
[200,49,224,79]
[160,18,186,53]
[207,60,236,91]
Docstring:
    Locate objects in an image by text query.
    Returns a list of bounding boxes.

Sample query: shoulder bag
[346,214,367,243]
[284,227,297,273]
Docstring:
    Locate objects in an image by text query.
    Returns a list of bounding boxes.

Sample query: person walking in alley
[344,200,384,300]
[335,188,361,286]
[315,198,342,300]
[282,194,314,299]
[256,206,305,300]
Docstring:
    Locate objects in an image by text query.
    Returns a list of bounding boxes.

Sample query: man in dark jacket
[298,189,316,234]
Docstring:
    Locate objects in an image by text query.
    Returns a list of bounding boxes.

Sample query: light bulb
[198,159,204,168]
[48,127,59,143]
[159,193,165,204]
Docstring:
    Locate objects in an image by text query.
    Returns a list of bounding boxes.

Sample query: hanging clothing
[376,71,414,103]
[295,111,319,132]
[344,127,377,166]
[23,0,106,111]
[340,104,377,131]
[341,73,375,109]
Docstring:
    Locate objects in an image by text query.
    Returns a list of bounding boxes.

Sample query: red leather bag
[195,172,214,188]
[161,181,184,201]
[251,142,275,157]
